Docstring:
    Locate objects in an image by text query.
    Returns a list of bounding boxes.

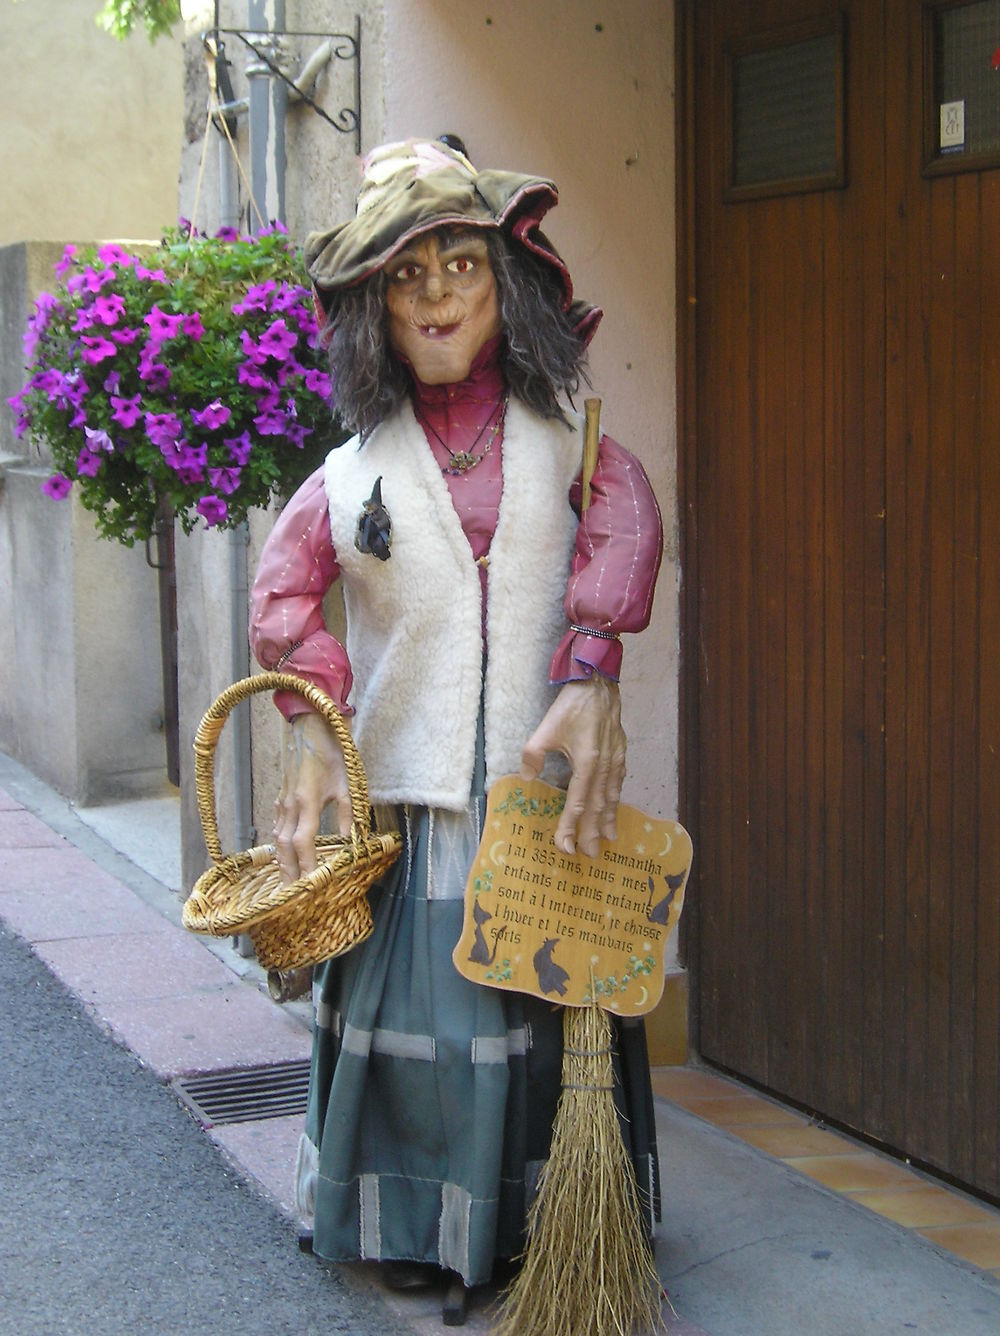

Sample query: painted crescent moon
[635,985,649,1008]
[489,840,508,867]
[658,828,673,857]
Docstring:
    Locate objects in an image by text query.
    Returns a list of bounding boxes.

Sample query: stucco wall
[2,0,185,246]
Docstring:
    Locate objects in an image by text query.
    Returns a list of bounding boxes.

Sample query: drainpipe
[228,0,288,950]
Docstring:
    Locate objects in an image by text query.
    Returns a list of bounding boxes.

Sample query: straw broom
[492,402,664,1336]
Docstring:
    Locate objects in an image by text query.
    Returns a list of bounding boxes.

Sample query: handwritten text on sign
[453,777,691,1015]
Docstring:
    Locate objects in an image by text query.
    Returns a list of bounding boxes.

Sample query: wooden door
[680,0,1000,1197]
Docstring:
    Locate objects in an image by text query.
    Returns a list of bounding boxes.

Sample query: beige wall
[2,0,185,246]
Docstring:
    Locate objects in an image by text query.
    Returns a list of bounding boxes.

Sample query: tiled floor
[651,1066,1000,1281]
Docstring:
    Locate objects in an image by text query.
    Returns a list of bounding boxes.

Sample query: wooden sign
[453,776,691,1016]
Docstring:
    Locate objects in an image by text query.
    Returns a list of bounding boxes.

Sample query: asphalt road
[0,920,408,1336]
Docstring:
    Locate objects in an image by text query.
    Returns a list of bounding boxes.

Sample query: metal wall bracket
[205,15,361,153]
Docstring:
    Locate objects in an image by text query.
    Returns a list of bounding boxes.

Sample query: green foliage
[8,225,346,546]
[95,0,182,43]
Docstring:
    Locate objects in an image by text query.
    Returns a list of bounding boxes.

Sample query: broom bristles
[492,1000,664,1336]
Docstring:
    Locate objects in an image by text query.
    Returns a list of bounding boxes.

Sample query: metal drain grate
[173,1059,310,1127]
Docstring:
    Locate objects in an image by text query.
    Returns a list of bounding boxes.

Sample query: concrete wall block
[1,241,168,804]
[0,458,79,795]
[176,523,240,892]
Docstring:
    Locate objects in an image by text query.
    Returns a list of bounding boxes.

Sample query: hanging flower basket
[7,224,343,545]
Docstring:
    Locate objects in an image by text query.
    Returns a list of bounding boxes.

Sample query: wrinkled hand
[273,713,352,882]
[520,677,626,858]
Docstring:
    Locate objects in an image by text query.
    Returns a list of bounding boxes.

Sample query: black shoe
[442,1272,470,1326]
[382,1260,439,1291]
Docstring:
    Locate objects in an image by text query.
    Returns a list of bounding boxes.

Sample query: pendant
[448,451,478,473]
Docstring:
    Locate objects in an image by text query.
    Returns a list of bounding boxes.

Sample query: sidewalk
[2,747,1000,1335]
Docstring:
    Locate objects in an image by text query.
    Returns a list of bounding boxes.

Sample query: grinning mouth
[419,323,460,338]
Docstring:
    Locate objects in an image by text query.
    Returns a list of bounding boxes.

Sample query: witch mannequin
[249,138,663,1325]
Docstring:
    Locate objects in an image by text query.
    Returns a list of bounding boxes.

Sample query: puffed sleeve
[249,465,354,720]
[549,434,663,683]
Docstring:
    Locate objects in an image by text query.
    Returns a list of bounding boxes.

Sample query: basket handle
[193,672,371,867]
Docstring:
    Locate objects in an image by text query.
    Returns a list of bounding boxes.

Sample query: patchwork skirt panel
[299,800,660,1286]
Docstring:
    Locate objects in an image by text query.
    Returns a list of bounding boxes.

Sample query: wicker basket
[182,672,402,971]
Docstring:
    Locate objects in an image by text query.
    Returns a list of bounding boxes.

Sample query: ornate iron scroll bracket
[206,15,361,153]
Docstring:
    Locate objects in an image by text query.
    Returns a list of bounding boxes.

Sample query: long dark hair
[322,228,589,439]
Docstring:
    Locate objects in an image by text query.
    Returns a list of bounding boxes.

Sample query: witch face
[384,228,502,385]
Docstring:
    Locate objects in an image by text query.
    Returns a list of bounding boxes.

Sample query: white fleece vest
[324,397,582,810]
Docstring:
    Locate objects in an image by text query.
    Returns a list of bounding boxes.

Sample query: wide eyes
[390,255,479,282]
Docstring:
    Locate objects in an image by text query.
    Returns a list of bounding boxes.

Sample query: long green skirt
[295,746,660,1286]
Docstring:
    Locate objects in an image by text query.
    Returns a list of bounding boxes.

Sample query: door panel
[683,0,1000,1196]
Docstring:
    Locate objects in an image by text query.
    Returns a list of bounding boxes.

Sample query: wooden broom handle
[582,398,601,512]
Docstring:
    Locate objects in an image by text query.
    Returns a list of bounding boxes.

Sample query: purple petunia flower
[258,318,298,362]
[55,244,78,277]
[42,473,73,499]
[80,335,117,365]
[112,326,141,346]
[110,394,142,428]
[254,407,289,435]
[208,466,242,494]
[84,426,115,453]
[239,330,269,366]
[144,411,184,447]
[75,446,104,477]
[33,368,67,398]
[275,360,306,388]
[144,305,185,343]
[158,439,186,469]
[197,494,229,526]
[138,346,171,392]
[237,363,272,390]
[304,368,332,397]
[214,226,241,242]
[96,244,133,267]
[183,312,204,341]
[135,264,169,283]
[23,292,61,360]
[104,370,120,392]
[224,431,253,466]
[80,266,116,294]
[92,293,126,326]
[190,400,231,431]
[72,307,97,333]
[232,281,276,315]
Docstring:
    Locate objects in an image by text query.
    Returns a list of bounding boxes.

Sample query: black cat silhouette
[533,938,569,996]
[468,900,500,966]
[646,870,686,925]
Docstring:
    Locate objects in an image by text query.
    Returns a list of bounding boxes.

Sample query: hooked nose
[420,261,450,304]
